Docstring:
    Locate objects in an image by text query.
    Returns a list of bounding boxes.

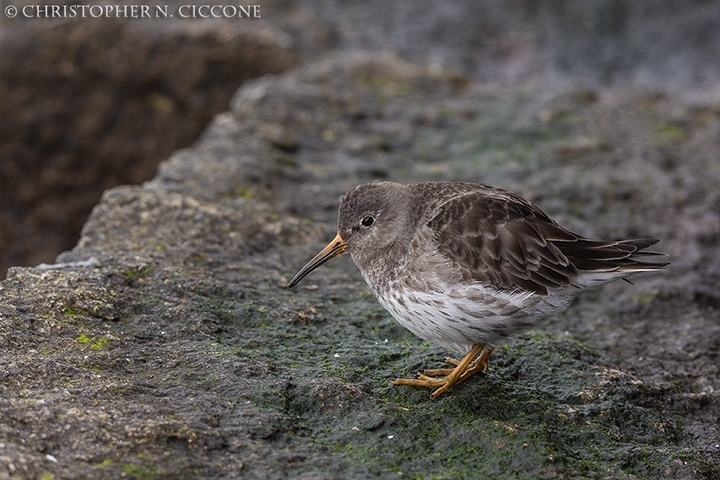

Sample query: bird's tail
[557,237,669,275]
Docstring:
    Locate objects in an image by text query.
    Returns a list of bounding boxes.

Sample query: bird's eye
[361,216,374,227]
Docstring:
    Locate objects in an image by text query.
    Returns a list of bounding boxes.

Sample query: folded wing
[427,187,667,295]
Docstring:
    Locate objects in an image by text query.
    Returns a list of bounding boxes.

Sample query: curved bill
[288,234,347,288]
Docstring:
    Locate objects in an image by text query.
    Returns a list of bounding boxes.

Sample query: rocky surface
[271,0,720,89]
[0,14,296,276]
[4,1,720,478]
[1,51,719,478]
[5,0,720,278]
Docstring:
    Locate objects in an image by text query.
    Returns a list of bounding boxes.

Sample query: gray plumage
[289,181,668,398]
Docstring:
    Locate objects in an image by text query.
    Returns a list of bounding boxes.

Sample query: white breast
[369,280,577,355]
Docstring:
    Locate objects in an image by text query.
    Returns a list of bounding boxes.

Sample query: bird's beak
[288,233,348,288]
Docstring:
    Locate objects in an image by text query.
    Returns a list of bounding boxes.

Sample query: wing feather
[425,185,667,295]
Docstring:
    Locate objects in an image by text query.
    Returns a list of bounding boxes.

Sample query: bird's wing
[427,187,666,295]
[427,188,582,295]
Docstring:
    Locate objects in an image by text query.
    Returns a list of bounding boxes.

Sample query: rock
[269,0,720,88]
[6,0,720,281]
[0,16,296,276]
[1,51,719,478]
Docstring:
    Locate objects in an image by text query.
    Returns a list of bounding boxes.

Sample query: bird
[288,181,668,399]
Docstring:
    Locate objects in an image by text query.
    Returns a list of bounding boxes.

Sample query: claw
[391,344,495,399]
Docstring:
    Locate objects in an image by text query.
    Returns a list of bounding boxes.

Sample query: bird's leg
[416,344,495,378]
[392,343,492,399]
[456,345,494,383]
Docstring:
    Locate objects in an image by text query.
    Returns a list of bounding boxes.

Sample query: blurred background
[2,0,719,278]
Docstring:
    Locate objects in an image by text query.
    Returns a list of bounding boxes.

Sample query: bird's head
[288,182,408,287]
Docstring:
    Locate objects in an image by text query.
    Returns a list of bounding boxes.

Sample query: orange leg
[391,344,495,399]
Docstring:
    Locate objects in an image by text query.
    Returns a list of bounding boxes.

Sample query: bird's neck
[352,239,408,284]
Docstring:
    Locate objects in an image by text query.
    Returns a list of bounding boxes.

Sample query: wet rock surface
[3,2,720,478]
[2,52,719,478]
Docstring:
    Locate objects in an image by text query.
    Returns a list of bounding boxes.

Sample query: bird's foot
[418,356,462,377]
[391,344,494,399]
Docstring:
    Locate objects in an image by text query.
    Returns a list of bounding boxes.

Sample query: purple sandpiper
[289,182,668,399]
